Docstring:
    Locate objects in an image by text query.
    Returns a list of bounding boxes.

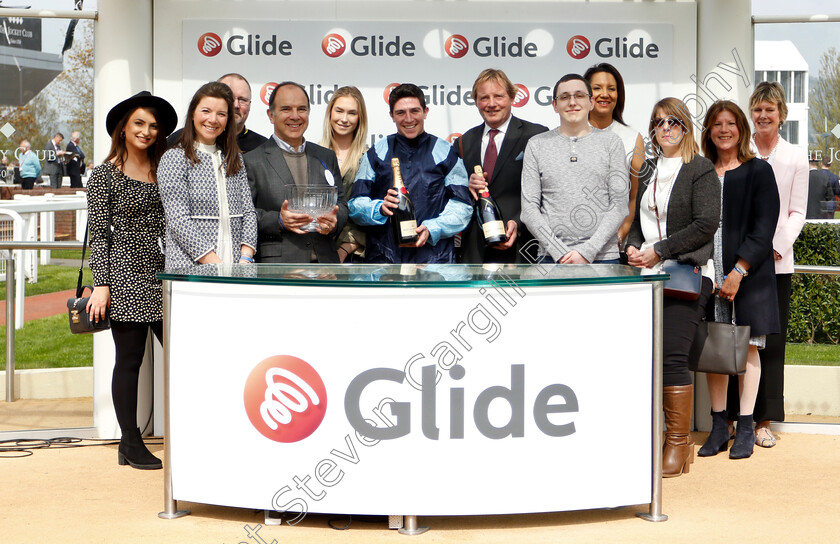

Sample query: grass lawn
[0,265,92,301]
[785,343,840,366]
[1,313,93,369]
[49,248,87,260]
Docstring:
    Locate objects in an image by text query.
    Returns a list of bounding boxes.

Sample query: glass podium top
[159,263,668,288]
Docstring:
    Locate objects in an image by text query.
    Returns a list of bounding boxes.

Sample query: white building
[754,40,809,151]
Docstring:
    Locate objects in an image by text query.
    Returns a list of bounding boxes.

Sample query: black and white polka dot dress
[87,162,166,323]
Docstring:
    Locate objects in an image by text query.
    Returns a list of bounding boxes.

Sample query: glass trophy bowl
[284,185,338,233]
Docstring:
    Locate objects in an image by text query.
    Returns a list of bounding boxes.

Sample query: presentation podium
[157,263,668,529]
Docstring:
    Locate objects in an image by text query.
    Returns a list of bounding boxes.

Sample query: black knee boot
[730,414,755,459]
[118,427,162,470]
[698,410,730,457]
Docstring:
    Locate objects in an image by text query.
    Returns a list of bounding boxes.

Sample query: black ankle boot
[118,427,162,470]
[698,410,730,457]
[730,414,755,459]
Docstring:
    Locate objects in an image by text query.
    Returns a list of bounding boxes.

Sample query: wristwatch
[733,264,748,277]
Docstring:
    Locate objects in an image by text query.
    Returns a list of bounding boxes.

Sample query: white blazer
[765,137,808,274]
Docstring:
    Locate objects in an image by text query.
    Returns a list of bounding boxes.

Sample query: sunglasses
[652,116,684,130]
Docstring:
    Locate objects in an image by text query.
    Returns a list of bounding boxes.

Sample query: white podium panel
[167,279,654,516]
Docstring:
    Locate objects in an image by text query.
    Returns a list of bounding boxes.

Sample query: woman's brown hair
[701,100,756,164]
[177,81,242,176]
[104,106,167,180]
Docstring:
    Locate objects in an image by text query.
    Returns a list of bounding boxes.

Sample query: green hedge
[789,223,840,344]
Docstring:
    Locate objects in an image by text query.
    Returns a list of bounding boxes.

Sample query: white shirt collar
[482,115,512,138]
[272,134,306,154]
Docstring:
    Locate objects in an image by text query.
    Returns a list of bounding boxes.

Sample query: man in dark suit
[65,131,86,188]
[244,81,347,263]
[43,132,65,188]
[456,69,548,263]
[806,158,833,219]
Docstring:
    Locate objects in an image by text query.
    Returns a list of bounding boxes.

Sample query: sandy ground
[1,424,838,544]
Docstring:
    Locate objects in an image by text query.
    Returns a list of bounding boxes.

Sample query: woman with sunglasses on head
[158,81,258,269]
[320,86,369,262]
[86,91,178,469]
[585,63,648,254]
[625,97,720,477]
[723,82,808,448]
[698,100,780,460]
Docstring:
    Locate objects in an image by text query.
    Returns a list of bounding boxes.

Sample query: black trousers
[726,273,790,422]
[110,319,163,434]
[21,177,36,189]
[663,277,714,387]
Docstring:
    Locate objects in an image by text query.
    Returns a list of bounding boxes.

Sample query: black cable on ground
[0,436,162,458]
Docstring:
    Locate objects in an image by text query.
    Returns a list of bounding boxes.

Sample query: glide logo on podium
[243,356,328,443]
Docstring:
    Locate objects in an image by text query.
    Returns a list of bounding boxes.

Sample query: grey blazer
[158,147,258,270]
[626,154,721,266]
[244,139,348,263]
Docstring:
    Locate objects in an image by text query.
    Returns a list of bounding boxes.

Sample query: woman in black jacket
[698,100,780,460]
[625,97,720,477]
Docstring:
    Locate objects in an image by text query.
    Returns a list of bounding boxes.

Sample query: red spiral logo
[260,82,278,106]
[512,84,530,108]
[243,355,327,443]
[383,83,401,104]
[445,34,469,58]
[566,35,590,59]
[322,33,346,58]
[198,32,222,57]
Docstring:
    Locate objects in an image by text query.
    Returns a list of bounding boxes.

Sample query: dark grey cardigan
[626,154,721,266]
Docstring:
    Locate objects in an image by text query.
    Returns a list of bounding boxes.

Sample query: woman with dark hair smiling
[158,81,257,269]
[698,100,780,460]
[584,63,647,252]
[86,91,177,469]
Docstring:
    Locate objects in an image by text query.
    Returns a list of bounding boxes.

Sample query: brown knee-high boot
[663,384,694,477]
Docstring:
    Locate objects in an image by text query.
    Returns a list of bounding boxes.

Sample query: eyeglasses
[652,116,682,130]
[234,97,252,106]
[554,92,590,103]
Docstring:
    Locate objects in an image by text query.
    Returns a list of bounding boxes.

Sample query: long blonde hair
[647,97,699,164]
[320,86,368,179]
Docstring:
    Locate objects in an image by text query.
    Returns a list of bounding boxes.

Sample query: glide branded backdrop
[179,20,675,143]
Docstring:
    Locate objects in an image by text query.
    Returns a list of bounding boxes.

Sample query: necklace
[753,133,779,162]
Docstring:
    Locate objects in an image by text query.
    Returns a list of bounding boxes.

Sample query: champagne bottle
[391,158,419,247]
[473,165,508,245]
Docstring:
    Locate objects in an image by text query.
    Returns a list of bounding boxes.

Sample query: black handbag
[649,168,702,301]
[689,302,749,375]
[68,166,112,334]
[662,260,702,301]
[68,284,111,334]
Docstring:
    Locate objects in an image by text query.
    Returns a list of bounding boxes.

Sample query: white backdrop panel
[168,280,654,516]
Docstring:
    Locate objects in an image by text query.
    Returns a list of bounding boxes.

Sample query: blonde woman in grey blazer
[159,81,257,270]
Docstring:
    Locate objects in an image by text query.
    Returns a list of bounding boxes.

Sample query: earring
[120,131,125,139]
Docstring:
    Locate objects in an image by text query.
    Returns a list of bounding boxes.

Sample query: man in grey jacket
[520,73,628,263]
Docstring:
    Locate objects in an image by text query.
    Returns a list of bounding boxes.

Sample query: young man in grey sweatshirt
[521,73,629,264]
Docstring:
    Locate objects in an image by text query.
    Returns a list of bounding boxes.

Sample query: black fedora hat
[106,91,178,138]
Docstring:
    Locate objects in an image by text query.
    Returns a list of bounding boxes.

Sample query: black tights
[110,320,162,434]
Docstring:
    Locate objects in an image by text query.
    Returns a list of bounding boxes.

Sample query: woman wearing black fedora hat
[86,91,178,470]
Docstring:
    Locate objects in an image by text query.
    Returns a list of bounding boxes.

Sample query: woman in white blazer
[724,81,808,448]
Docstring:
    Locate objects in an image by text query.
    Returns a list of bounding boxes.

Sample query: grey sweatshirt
[521,127,629,262]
